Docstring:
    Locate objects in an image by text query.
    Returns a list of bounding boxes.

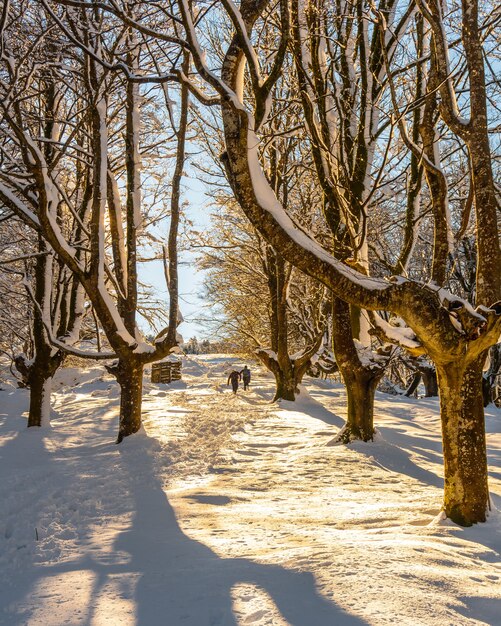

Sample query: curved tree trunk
[436,358,489,525]
[212,0,500,526]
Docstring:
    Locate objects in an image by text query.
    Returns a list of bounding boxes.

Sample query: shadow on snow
[0,414,367,626]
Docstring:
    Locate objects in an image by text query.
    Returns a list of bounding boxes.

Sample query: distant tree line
[182,337,236,355]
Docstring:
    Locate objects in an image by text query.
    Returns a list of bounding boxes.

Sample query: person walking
[227,370,241,394]
[240,365,251,391]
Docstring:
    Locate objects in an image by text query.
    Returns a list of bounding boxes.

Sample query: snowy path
[0,357,500,625]
[159,365,501,625]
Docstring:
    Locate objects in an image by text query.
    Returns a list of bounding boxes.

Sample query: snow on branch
[369,312,426,357]
[0,183,40,231]
[23,277,116,360]
[245,127,392,298]
[178,0,244,108]
[220,0,262,90]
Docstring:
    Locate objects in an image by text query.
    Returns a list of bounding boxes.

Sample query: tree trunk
[22,235,65,428]
[271,355,314,402]
[436,358,489,525]
[273,368,297,402]
[18,348,64,428]
[27,367,53,428]
[421,366,438,397]
[110,359,144,443]
[331,297,384,442]
[405,372,421,397]
[256,349,301,402]
[337,369,380,442]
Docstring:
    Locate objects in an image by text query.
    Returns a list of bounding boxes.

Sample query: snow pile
[180,356,209,377]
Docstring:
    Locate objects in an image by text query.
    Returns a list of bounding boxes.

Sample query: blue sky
[138,169,212,341]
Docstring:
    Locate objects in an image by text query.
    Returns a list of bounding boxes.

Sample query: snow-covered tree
[174,0,500,525]
[1,0,499,526]
[0,1,186,441]
[0,218,33,370]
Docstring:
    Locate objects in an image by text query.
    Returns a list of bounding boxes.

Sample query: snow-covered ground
[0,356,500,625]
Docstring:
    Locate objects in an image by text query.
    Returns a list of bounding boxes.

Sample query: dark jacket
[227,371,241,385]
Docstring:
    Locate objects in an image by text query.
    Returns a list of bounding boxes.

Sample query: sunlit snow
[0,356,500,625]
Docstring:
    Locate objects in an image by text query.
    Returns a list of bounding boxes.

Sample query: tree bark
[256,347,313,403]
[436,358,489,525]
[20,236,65,428]
[421,366,438,397]
[27,366,53,428]
[257,247,324,403]
[482,376,491,408]
[16,348,64,428]
[261,249,302,402]
[331,297,384,442]
[109,358,144,443]
[273,367,296,402]
[405,372,421,397]
[338,368,380,442]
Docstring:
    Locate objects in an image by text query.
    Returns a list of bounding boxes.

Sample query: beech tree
[0,11,88,425]
[14,240,87,427]
[172,0,501,525]
[197,80,326,401]
[289,0,409,440]
[254,75,326,400]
